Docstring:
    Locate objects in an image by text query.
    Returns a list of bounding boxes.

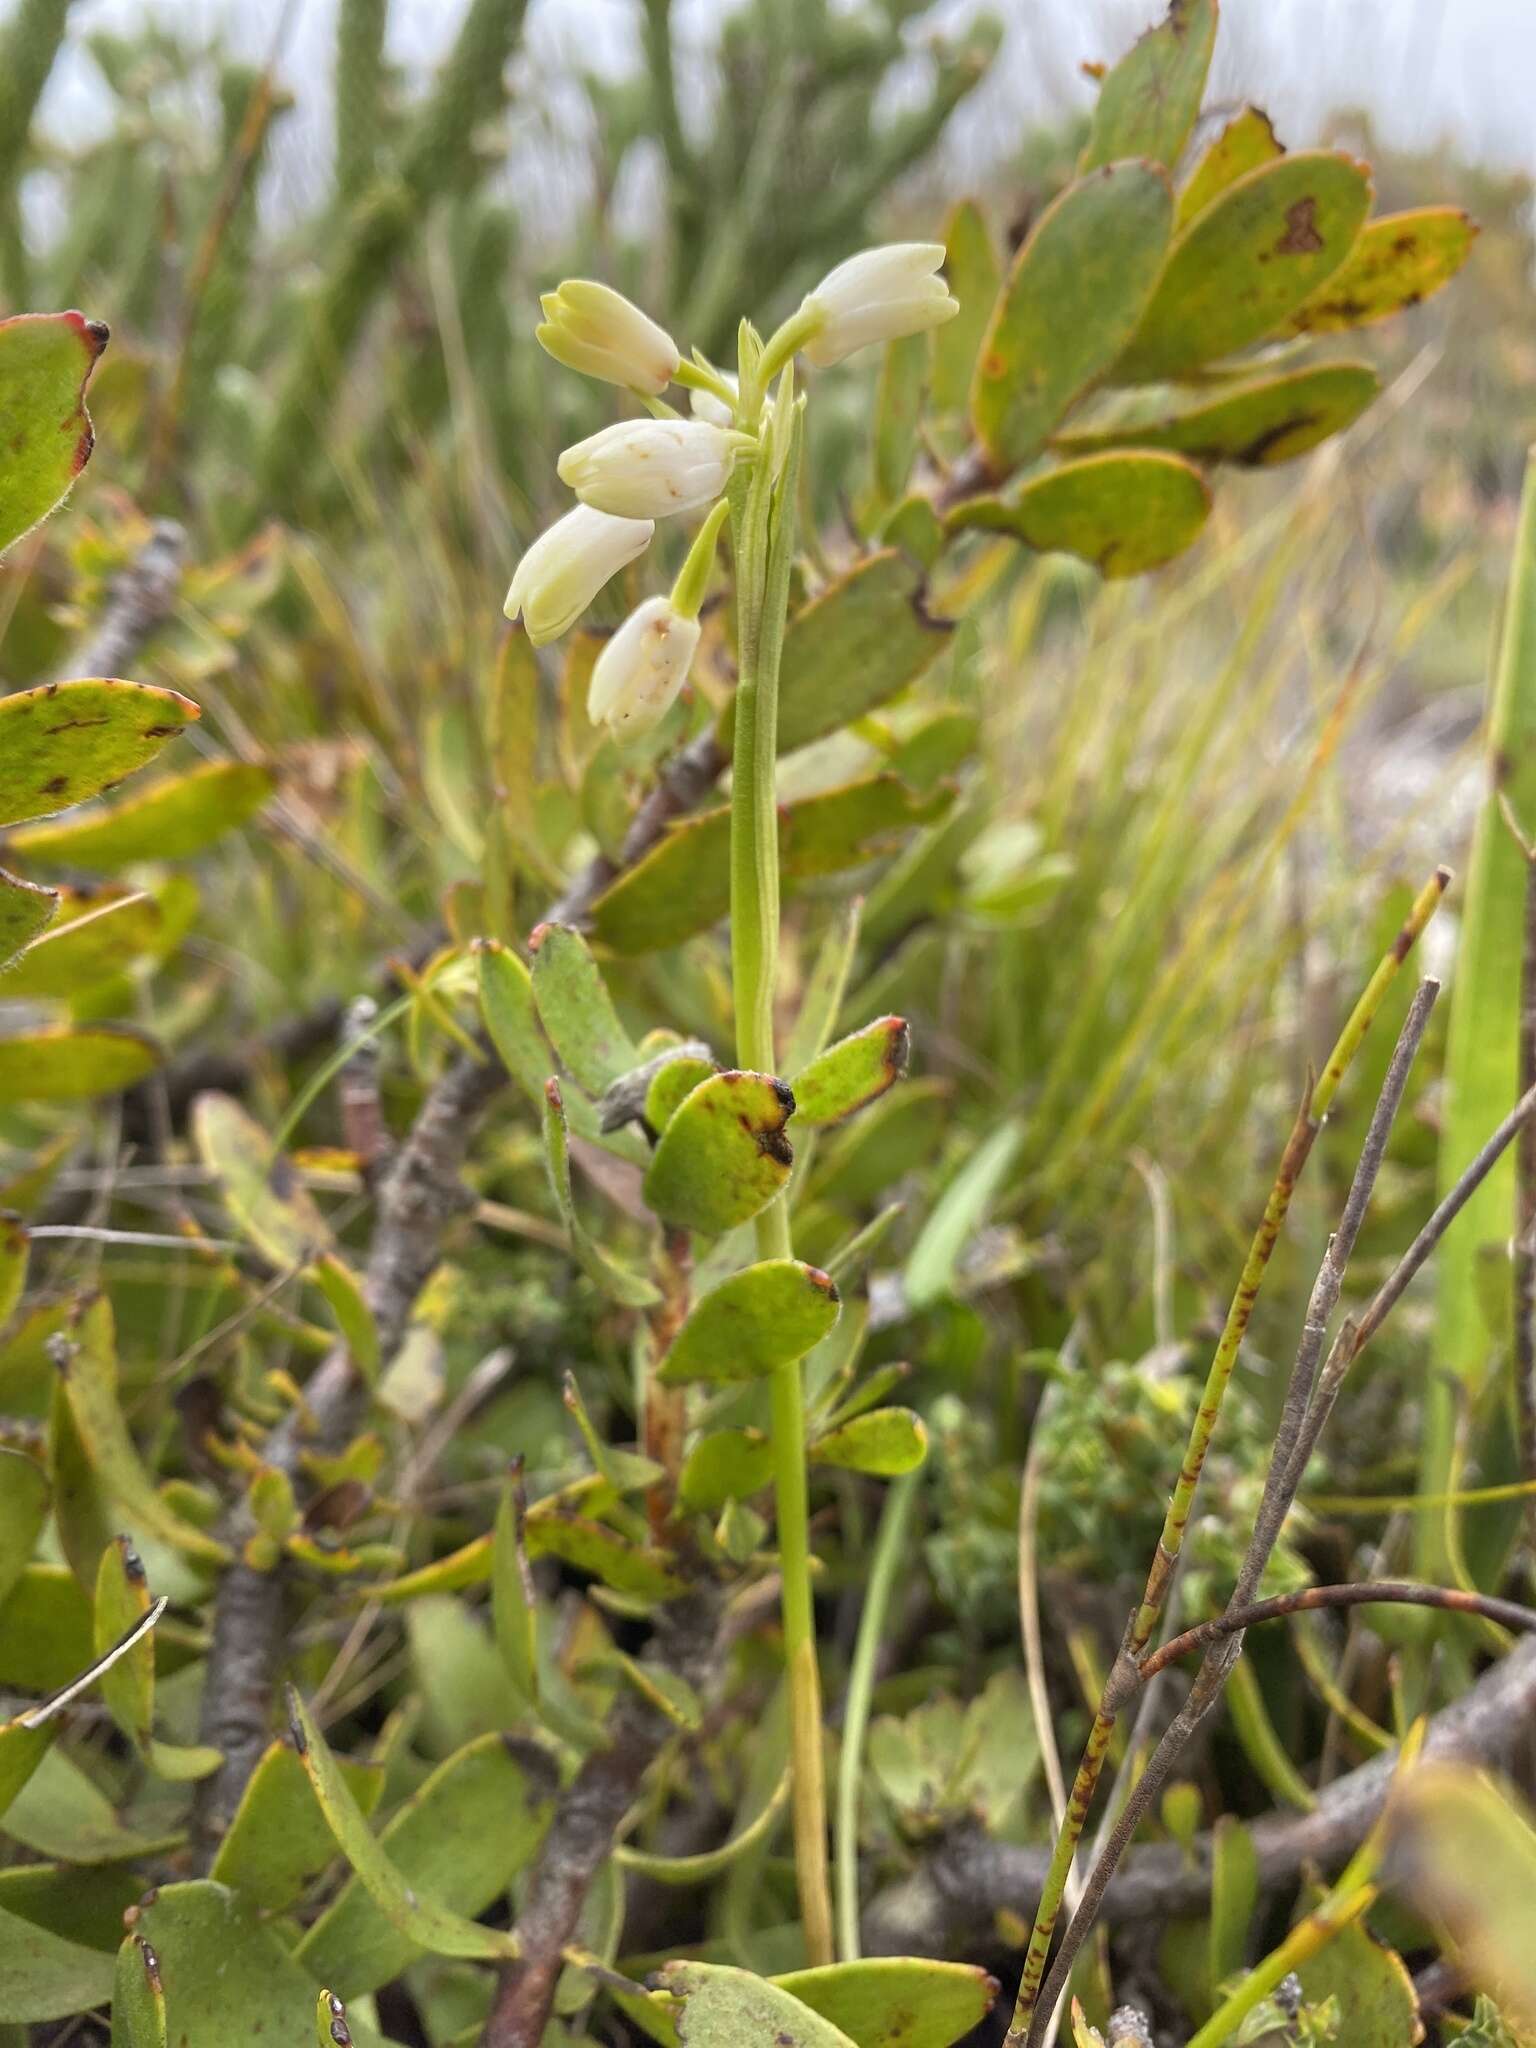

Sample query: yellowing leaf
[1055,363,1381,469]
[1177,105,1285,227]
[0,1024,160,1101]
[950,452,1211,578]
[643,1070,795,1234]
[193,1090,332,1271]
[1285,206,1478,333]
[7,759,274,869]
[791,1017,910,1128]
[1079,0,1217,173]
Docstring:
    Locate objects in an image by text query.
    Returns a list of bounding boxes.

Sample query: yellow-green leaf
[678,1429,774,1513]
[529,918,637,1095]
[293,1726,555,1998]
[791,1017,909,1129]
[0,1446,46,1610]
[542,1078,660,1307]
[193,1090,332,1271]
[111,1934,166,2048]
[209,1737,384,1914]
[1283,205,1478,333]
[0,311,109,557]
[774,1958,1000,2048]
[2,891,161,998]
[720,552,952,758]
[1117,151,1374,382]
[1177,106,1284,228]
[972,161,1173,474]
[660,1962,858,2048]
[593,777,951,956]
[949,452,1211,577]
[6,759,274,870]
[932,199,1000,418]
[58,1297,228,1566]
[287,1688,522,1965]
[0,1024,160,1101]
[0,679,199,829]
[1389,1762,1536,2030]
[1079,0,1217,173]
[643,1070,795,1234]
[660,1260,840,1385]
[311,1254,380,1385]
[810,1406,928,1476]
[0,868,57,970]
[1054,363,1381,468]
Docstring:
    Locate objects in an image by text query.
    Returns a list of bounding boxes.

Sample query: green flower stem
[726,386,833,1968]
[1006,865,1449,2048]
[836,1469,918,1961]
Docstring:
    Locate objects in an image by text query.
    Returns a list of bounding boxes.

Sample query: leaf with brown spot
[0,679,199,829]
[644,1070,796,1233]
[1283,205,1478,333]
[661,1963,859,2048]
[1115,151,1374,381]
[0,312,109,557]
[949,451,1211,577]
[1054,362,1380,468]
[790,1016,910,1128]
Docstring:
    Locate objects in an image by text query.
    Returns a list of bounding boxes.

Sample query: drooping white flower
[536,280,680,395]
[557,419,748,520]
[799,243,959,368]
[587,596,701,737]
[503,504,653,645]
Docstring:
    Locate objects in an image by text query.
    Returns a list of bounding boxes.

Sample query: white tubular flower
[690,374,737,427]
[587,596,701,737]
[536,279,680,395]
[799,242,959,368]
[503,504,653,646]
[557,418,749,520]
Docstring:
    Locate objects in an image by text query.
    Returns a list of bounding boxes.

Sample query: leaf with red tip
[791,1017,910,1128]
[0,311,109,556]
[659,1260,841,1385]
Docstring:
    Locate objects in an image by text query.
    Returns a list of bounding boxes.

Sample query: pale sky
[30,0,1536,236]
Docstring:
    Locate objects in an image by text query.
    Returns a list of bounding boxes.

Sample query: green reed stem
[727,391,833,1966]
[836,1470,918,1961]
[1007,866,1448,2046]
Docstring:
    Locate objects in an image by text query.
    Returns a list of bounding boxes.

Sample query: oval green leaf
[775,1958,1001,2048]
[643,1071,796,1234]
[193,1090,332,1271]
[0,679,199,829]
[721,551,952,758]
[1055,362,1381,468]
[791,1017,910,1129]
[1176,106,1283,227]
[660,1260,841,1386]
[0,1024,160,1102]
[949,452,1211,577]
[972,161,1174,475]
[678,1428,775,1512]
[1283,205,1478,333]
[1116,151,1374,381]
[6,759,274,870]
[209,1736,384,1914]
[0,311,108,557]
[1079,0,1216,173]
[2,891,161,999]
[593,777,950,957]
[660,1962,859,2048]
[810,1406,928,1476]
[529,919,637,1095]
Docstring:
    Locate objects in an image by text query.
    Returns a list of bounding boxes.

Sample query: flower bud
[503,504,653,646]
[557,419,748,520]
[536,280,680,395]
[799,242,959,368]
[690,374,737,427]
[587,596,701,738]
